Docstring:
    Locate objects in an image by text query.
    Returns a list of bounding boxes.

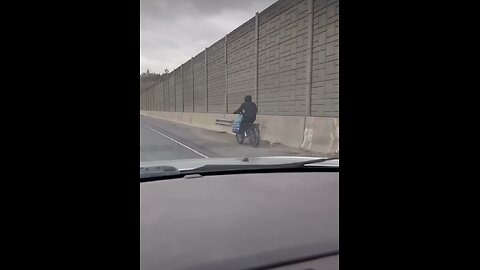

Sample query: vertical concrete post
[163,77,165,111]
[305,0,314,117]
[157,77,163,111]
[181,64,184,112]
[255,12,259,106]
[168,74,171,111]
[165,77,168,111]
[169,73,172,111]
[205,47,208,113]
[154,84,157,111]
[169,74,172,111]
[152,84,155,111]
[192,57,194,112]
[165,75,168,111]
[173,69,176,112]
[167,77,169,111]
[225,35,228,114]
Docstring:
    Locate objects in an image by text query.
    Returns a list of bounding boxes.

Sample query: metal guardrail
[215,119,233,126]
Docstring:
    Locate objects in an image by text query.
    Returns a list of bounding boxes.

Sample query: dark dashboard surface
[141,172,339,270]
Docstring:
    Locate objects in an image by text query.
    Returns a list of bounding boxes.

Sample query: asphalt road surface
[140,115,325,162]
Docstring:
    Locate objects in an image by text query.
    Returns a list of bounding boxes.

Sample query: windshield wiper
[140,165,179,179]
[184,157,339,173]
[140,158,339,182]
[286,157,339,166]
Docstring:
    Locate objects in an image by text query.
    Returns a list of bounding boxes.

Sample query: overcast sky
[140,0,277,74]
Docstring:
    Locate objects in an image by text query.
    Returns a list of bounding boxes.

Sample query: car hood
[140,156,339,171]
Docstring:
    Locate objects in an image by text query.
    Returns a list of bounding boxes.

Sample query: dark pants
[239,116,255,134]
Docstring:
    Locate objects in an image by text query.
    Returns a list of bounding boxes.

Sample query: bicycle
[236,122,260,148]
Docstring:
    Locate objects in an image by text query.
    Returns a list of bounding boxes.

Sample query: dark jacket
[233,101,257,121]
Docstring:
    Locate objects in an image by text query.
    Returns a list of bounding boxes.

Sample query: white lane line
[146,125,210,159]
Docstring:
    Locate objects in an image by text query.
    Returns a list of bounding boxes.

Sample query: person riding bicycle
[233,95,257,135]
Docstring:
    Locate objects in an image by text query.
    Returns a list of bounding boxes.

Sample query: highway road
[140,116,325,162]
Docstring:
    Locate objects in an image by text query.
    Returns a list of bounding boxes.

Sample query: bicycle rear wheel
[253,126,260,147]
[236,131,245,144]
[247,126,258,147]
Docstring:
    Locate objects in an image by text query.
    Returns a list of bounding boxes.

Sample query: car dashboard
[140,171,339,270]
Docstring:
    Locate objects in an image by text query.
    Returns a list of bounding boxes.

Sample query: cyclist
[233,95,258,136]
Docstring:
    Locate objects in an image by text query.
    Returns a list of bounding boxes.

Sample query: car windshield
[140,0,339,168]
[141,2,339,268]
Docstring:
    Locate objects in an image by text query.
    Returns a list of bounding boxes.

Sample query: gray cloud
[140,0,277,74]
